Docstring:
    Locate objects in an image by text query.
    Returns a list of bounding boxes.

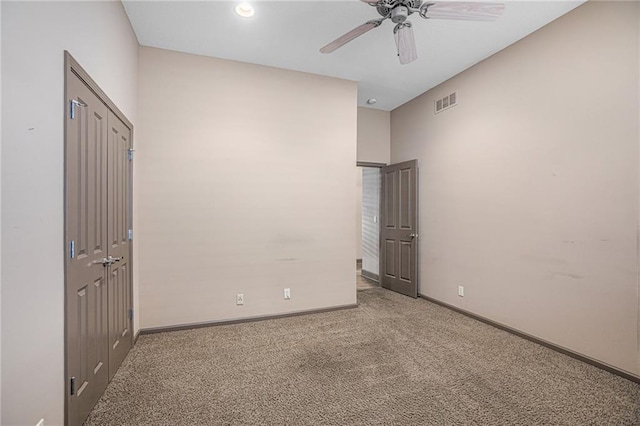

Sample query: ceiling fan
[320,1,505,65]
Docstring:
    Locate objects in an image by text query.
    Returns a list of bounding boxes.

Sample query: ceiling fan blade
[394,23,417,65]
[320,20,383,54]
[420,2,505,21]
[360,0,380,4]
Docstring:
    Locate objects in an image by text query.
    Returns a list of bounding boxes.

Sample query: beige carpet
[356,268,379,290]
[86,288,640,425]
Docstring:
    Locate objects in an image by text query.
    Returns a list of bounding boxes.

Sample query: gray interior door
[380,160,419,298]
[65,70,110,426]
[66,63,133,425]
[107,110,133,379]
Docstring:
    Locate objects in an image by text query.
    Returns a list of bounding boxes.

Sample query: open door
[380,160,418,298]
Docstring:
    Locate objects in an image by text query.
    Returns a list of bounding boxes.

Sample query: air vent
[435,91,457,114]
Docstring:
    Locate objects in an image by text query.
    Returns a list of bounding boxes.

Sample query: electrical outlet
[236,293,244,305]
[458,286,464,297]
[36,419,45,426]
[284,288,291,300]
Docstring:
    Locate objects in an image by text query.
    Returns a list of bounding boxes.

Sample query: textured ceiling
[123,1,585,111]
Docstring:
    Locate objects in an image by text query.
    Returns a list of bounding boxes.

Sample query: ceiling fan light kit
[320,0,505,65]
[394,22,417,65]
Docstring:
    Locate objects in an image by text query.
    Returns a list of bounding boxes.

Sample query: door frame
[63,51,134,426]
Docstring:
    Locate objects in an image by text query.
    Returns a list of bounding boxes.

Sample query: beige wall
[637,1,640,367]
[137,47,357,329]
[357,107,390,164]
[0,2,3,418]
[1,2,139,424]
[391,1,640,377]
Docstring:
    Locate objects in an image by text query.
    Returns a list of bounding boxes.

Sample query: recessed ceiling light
[367,98,377,105]
[235,2,254,18]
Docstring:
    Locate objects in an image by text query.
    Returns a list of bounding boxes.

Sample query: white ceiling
[123,0,585,111]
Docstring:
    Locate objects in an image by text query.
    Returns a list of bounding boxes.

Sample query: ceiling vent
[435,91,457,114]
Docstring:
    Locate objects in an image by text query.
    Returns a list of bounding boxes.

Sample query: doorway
[356,160,420,298]
[356,164,382,291]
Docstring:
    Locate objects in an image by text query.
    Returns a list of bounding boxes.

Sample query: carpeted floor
[357,267,379,290]
[86,288,640,425]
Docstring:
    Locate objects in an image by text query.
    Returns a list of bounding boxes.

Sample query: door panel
[107,110,132,379]
[76,285,88,397]
[93,276,108,377]
[384,171,396,228]
[384,240,396,278]
[400,168,412,229]
[66,70,109,426]
[400,241,412,281]
[381,160,418,298]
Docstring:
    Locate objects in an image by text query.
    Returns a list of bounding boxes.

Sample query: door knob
[408,233,419,239]
[93,257,113,267]
[93,256,123,267]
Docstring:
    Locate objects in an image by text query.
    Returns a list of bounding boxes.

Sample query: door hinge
[128,309,134,321]
[70,377,76,396]
[128,229,133,241]
[69,99,87,119]
[128,149,135,161]
[69,240,75,259]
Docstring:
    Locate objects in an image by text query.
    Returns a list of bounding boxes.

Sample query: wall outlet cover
[236,293,244,305]
[458,286,464,297]
[284,288,291,300]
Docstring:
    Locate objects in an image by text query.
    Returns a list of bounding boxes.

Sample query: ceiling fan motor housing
[391,6,409,23]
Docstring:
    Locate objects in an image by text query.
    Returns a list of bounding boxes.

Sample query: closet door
[107,110,133,379]
[65,69,110,426]
[65,53,134,426]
